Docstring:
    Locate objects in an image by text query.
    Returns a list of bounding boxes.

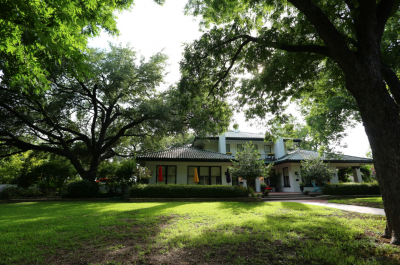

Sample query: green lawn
[329,197,384,209]
[0,201,398,265]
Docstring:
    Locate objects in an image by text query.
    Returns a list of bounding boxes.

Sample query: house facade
[137,130,374,192]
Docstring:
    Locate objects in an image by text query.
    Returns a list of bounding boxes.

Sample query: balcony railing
[227,153,276,161]
[260,154,276,161]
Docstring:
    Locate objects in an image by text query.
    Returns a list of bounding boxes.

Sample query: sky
[88,0,370,157]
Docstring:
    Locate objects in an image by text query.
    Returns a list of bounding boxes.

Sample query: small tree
[97,159,151,196]
[300,157,335,185]
[229,142,273,191]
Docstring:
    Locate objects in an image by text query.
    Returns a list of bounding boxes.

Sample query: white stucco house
[136,130,374,192]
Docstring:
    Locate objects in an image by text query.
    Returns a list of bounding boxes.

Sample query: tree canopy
[300,157,335,184]
[0,44,232,180]
[0,0,165,90]
[181,0,400,244]
[229,141,273,190]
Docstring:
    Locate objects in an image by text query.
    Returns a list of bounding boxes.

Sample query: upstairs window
[226,144,230,152]
[252,144,258,152]
[237,144,244,151]
[264,145,271,153]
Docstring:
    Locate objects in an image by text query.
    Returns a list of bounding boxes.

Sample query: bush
[62,180,99,198]
[263,190,270,196]
[129,184,248,198]
[0,187,11,199]
[0,186,45,199]
[323,183,380,195]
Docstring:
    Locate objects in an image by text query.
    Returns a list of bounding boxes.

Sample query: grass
[0,201,398,264]
[329,197,384,209]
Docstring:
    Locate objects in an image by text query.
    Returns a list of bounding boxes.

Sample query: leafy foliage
[229,142,273,188]
[338,166,375,183]
[324,183,381,195]
[300,157,335,184]
[129,184,247,198]
[0,0,139,90]
[62,180,100,198]
[0,186,43,200]
[0,44,232,180]
[97,159,151,195]
[16,160,77,191]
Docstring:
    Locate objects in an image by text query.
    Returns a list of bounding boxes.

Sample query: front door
[247,178,256,190]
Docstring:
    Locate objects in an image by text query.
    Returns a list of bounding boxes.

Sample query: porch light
[295,178,299,181]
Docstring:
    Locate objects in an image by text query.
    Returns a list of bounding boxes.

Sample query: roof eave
[136,158,233,162]
[266,159,374,165]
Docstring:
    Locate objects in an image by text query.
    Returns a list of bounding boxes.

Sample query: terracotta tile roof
[271,149,374,164]
[136,146,234,162]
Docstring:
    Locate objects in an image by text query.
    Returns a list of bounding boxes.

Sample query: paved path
[271,200,386,216]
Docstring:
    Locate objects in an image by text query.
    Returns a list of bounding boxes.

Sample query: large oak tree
[0,0,150,90]
[181,0,400,244]
[0,44,232,181]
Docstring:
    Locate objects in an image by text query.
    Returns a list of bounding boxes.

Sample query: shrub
[263,190,270,196]
[62,180,99,198]
[0,188,10,200]
[323,183,380,195]
[129,184,248,198]
[303,190,310,195]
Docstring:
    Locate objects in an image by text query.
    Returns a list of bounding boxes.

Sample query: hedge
[323,183,380,195]
[129,184,248,198]
[62,180,100,198]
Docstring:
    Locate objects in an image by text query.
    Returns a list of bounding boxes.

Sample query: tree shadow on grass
[0,201,196,264]
[158,206,397,264]
[1,201,398,265]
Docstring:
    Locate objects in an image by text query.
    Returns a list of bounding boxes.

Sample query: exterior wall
[225,139,273,156]
[273,138,287,159]
[146,161,233,185]
[203,142,218,152]
[218,134,226,153]
[272,163,295,192]
[271,162,360,192]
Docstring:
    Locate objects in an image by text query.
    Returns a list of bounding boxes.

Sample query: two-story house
[136,130,374,192]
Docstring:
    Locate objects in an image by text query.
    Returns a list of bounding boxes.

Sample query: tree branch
[381,62,400,105]
[100,116,148,153]
[0,150,26,158]
[377,0,397,40]
[288,0,355,68]
[209,38,251,96]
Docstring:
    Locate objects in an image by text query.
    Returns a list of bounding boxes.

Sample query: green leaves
[229,141,273,183]
[300,157,335,183]
[0,0,138,91]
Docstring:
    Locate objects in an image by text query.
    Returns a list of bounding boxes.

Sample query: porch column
[255,178,261,192]
[351,166,362,183]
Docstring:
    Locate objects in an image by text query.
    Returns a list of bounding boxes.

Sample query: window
[237,144,244,151]
[156,165,177,184]
[226,144,230,152]
[187,166,222,185]
[252,144,258,152]
[283,167,290,187]
[264,145,271,153]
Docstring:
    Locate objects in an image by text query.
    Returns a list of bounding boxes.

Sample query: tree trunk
[346,70,400,245]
